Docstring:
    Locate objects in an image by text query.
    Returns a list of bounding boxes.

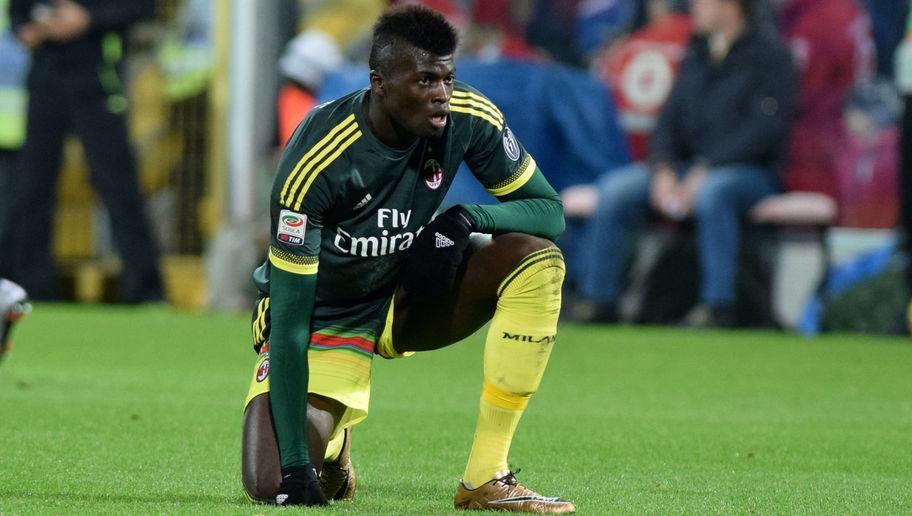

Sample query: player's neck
[363,92,419,149]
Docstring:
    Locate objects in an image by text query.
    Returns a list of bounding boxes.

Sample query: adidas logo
[435,232,455,248]
[353,193,372,209]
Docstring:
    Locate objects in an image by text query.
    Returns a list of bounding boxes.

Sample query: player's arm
[264,127,335,475]
[457,86,564,241]
[404,86,563,299]
[267,245,318,470]
[462,167,564,242]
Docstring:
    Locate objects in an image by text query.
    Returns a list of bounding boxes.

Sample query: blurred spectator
[0,0,28,230]
[0,0,162,302]
[394,0,467,33]
[861,0,910,77]
[276,29,343,146]
[526,0,584,65]
[576,0,638,58]
[774,0,874,200]
[299,0,385,62]
[157,0,213,102]
[571,0,794,326]
[461,0,542,61]
[595,0,691,160]
[837,80,901,228]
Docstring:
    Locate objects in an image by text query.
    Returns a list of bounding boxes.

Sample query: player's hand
[400,205,475,299]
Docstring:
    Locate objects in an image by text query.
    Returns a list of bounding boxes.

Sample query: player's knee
[493,234,565,300]
[241,395,281,504]
[491,233,558,271]
[242,471,279,504]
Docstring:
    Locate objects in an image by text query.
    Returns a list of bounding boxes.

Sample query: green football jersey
[256,81,548,336]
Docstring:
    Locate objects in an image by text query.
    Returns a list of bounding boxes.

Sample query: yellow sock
[324,429,345,463]
[463,247,564,487]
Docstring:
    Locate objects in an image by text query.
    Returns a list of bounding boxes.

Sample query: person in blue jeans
[577,0,795,327]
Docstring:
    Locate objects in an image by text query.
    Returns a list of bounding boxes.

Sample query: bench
[560,186,837,326]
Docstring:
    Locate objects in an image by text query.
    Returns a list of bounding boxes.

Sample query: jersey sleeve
[462,168,565,241]
[263,111,350,466]
[458,86,538,197]
[266,109,346,359]
[456,85,564,240]
[268,111,342,274]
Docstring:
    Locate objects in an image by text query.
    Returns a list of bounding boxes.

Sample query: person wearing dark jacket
[576,0,795,327]
[0,0,162,302]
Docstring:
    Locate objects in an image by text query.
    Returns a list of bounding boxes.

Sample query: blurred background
[1,0,911,335]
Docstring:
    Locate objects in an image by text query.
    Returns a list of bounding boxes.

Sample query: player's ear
[370,70,385,97]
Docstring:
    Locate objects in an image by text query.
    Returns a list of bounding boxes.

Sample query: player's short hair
[368,5,458,74]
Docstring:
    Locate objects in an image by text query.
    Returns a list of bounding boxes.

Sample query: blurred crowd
[2,0,912,331]
[278,0,905,185]
[275,0,910,328]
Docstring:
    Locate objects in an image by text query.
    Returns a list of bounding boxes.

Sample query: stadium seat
[749,191,837,227]
[560,186,837,327]
[748,190,836,293]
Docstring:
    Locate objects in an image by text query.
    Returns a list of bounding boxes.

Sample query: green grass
[0,304,910,514]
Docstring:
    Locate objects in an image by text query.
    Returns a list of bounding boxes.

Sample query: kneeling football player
[241,6,575,513]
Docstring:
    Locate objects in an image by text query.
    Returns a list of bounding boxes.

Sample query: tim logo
[278,234,302,245]
[256,359,270,382]
[501,332,555,344]
[423,159,444,190]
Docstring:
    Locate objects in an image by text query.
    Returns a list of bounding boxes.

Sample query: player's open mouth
[430,113,447,129]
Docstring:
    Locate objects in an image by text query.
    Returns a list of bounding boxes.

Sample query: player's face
[382,50,455,139]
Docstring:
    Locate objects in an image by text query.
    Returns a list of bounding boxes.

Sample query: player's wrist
[443,205,476,233]
[400,205,475,300]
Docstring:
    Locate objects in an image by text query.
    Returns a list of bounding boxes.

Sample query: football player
[242,6,574,512]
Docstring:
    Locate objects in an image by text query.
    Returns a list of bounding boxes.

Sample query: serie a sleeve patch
[277,209,307,246]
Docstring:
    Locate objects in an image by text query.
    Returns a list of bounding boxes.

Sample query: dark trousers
[0,60,162,302]
[902,95,912,291]
[0,149,18,235]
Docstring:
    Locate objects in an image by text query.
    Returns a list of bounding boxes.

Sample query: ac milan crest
[423,159,444,190]
[256,359,270,382]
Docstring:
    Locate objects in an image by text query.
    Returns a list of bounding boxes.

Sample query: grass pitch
[0,304,910,514]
